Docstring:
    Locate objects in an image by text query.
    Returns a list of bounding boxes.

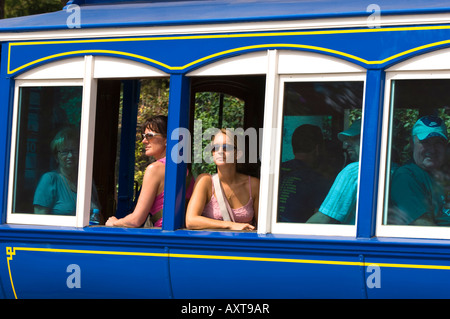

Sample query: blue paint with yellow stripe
[3,229,450,298]
[1,0,450,299]
[7,26,450,75]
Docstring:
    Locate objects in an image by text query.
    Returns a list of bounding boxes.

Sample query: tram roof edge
[1,0,450,33]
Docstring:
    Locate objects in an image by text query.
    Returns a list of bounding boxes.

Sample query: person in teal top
[307,119,361,224]
[33,127,100,216]
[388,115,449,226]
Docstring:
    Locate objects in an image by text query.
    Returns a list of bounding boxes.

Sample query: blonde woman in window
[186,129,259,230]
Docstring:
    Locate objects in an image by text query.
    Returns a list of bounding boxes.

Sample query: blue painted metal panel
[0,44,13,225]
[6,27,450,79]
[2,0,450,300]
[170,248,365,298]
[1,0,450,32]
[364,256,450,298]
[2,227,450,298]
[357,70,385,238]
[163,74,190,230]
[2,243,171,298]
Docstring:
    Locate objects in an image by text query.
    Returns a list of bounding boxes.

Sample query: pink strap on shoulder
[157,157,166,164]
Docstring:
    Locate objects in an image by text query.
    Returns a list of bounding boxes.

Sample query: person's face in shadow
[413,136,447,173]
[342,135,360,163]
[57,140,79,173]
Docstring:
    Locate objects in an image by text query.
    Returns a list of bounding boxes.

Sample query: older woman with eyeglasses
[106,115,194,228]
[33,126,100,216]
[185,128,259,230]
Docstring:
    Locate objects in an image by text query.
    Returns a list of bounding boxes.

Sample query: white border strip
[1,13,450,42]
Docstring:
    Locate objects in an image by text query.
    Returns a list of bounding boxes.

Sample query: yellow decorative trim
[6,247,17,299]
[170,253,450,270]
[8,24,450,45]
[6,246,168,299]
[7,246,450,298]
[7,25,450,74]
[7,49,172,74]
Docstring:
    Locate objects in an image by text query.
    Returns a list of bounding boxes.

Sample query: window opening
[184,75,265,231]
[95,78,170,227]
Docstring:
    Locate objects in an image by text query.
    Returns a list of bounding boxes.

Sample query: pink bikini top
[149,157,194,227]
[202,175,255,224]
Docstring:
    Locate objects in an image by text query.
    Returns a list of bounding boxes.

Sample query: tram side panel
[364,256,450,299]
[169,247,365,298]
[0,242,172,299]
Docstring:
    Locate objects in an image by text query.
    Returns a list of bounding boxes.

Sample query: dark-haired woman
[106,115,193,227]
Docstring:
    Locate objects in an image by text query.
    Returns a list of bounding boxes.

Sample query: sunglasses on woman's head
[142,132,162,141]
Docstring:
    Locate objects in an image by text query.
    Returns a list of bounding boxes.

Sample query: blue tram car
[0,0,450,300]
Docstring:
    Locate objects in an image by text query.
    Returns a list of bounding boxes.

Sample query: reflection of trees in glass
[59,87,82,126]
[392,108,450,166]
[283,82,364,116]
[313,82,363,113]
[391,80,450,166]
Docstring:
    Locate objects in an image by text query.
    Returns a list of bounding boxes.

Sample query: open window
[190,75,265,178]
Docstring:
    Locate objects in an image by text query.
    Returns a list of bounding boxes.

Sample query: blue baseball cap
[338,119,361,141]
[412,115,448,141]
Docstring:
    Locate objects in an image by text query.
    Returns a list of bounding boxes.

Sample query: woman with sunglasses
[106,115,194,227]
[185,129,259,230]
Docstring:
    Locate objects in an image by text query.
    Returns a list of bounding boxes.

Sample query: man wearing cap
[388,115,449,225]
[307,119,361,224]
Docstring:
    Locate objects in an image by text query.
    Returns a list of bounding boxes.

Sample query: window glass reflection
[12,86,97,216]
[277,81,364,225]
[386,80,450,226]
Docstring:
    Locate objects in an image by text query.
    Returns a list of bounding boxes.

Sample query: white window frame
[7,79,85,227]
[266,73,366,236]
[7,56,168,227]
[376,48,450,239]
[261,50,366,236]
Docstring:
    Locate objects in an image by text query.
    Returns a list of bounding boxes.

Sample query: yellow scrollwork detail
[6,247,18,299]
